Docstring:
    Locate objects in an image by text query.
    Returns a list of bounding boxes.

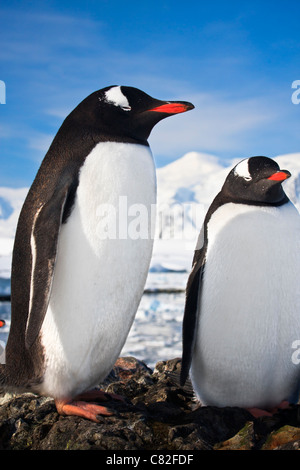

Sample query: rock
[0,357,299,451]
[262,425,300,450]
[214,422,255,450]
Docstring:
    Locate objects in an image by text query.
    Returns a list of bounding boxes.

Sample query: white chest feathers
[40,142,156,399]
[191,201,300,409]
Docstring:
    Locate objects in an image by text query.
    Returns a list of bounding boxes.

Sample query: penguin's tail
[0,364,8,388]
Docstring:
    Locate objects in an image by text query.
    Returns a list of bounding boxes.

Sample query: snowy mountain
[157,151,300,215]
[1,152,300,290]
[155,151,300,250]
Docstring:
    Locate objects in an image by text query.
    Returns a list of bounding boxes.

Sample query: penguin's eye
[121,106,131,111]
[244,176,252,181]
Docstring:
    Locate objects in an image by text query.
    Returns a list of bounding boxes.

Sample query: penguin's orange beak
[149,102,194,114]
[267,170,291,181]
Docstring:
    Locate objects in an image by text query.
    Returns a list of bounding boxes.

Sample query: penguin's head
[71,85,194,144]
[223,156,291,205]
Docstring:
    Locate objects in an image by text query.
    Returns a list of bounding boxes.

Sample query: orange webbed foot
[247,400,291,418]
[55,388,125,423]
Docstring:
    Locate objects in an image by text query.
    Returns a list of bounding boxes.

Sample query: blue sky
[0,0,299,187]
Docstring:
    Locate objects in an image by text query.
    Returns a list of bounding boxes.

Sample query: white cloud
[28,133,53,154]
[1,5,298,174]
[149,91,278,160]
[45,107,72,119]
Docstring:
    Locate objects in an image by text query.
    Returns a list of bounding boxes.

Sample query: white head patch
[104,86,131,110]
[234,158,252,180]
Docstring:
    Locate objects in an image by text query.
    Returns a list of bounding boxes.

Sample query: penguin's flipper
[25,181,71,349]
[180,247,206,386]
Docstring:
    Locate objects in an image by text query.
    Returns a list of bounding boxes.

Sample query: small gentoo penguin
[0,320,5,328]
[0,85,194,422]
[181,156,300,417]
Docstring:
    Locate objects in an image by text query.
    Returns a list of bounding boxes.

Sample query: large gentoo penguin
[181,156,300,417]
[0,86,194,422]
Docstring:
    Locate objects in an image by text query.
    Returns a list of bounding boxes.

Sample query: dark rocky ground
[0,357,300,451]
